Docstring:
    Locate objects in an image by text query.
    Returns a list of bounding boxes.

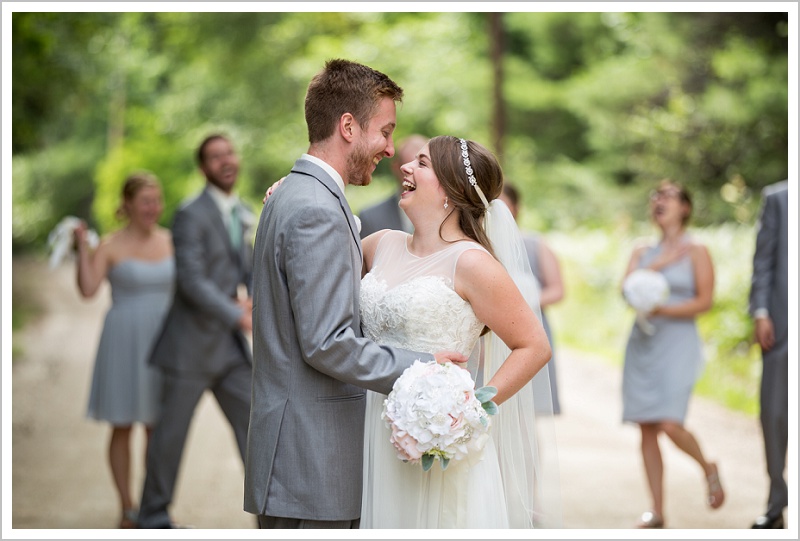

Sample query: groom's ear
[339,113,357,143]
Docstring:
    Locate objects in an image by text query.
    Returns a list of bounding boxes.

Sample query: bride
[359,136,561,528]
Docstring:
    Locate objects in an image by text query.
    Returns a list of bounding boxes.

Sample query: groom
[244,59,466,529]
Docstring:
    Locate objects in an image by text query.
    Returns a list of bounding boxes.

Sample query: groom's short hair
[304,59,403,144]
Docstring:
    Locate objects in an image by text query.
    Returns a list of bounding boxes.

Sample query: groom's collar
[301,153,345,195]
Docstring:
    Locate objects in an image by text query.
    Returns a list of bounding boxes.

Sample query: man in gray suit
[748,180,788,529]
[245,59,465,529]
[138,134,255,529]
[358,133,427,238]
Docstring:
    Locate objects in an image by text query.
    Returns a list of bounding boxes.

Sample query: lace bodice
[360,231,486,359]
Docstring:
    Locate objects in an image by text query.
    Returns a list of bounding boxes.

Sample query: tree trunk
[488,13,506,162]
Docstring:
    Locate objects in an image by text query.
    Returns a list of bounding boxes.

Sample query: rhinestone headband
[459,138,490,209]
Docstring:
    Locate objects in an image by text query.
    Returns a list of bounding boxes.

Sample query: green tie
[229,205,242,250]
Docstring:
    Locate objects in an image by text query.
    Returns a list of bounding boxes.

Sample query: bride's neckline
[403,233,476,259]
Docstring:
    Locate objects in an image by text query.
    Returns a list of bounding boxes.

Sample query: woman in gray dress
[74,172,174,528]
[621,179,724,528]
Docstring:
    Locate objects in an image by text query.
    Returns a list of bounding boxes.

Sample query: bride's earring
[443,197,449,210]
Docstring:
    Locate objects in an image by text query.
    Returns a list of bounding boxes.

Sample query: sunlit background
[10,9,792,414]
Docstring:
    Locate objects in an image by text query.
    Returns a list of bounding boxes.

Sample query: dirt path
[7,255,790,534]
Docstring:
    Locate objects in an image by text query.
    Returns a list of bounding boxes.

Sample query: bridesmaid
[620,179,724,528]
[74,172,174,528]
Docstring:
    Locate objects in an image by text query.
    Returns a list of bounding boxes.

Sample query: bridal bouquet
[47,216,99,269]
[382,360,498,472]
[623,269,670,335]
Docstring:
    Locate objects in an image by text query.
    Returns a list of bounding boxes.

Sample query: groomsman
[138,134,254,529]
[358,133,427,238]
[748,180,788,529]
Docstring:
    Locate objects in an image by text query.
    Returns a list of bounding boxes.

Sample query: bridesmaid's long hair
[428,136,504,258]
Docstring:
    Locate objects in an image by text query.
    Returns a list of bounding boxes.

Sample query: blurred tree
[489,13,506,158]
[11,11,789,249]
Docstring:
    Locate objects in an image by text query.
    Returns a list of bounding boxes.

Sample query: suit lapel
[291,160,363,262]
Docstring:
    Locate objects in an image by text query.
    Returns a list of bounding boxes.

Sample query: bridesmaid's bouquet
[47,216,99,269]
[382,360,498,471]
[623,269,670,335]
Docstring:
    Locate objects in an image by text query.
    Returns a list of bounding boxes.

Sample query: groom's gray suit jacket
[244,157,432,521]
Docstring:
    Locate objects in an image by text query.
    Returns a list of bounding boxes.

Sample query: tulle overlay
[360,226,561,528]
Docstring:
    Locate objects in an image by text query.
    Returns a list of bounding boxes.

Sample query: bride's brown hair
[428,136,504,258]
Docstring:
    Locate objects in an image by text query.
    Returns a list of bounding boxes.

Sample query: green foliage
[476,385,499,417]
[12,12,118,152]
[475,386,498,404]
[10,10,784,421]
[93,135,198,233]
[12,139,105,250]
[12,12,787,248]
[482,401,499,417]
[693,225,761,415]
[499,12,787,231]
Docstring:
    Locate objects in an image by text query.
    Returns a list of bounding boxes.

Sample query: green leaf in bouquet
[440,457,450,470]
[482,400,498,416]
[475,386,498,403]
[421,454,435,472]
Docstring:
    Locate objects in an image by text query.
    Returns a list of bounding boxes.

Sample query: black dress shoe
[751,514,784,529]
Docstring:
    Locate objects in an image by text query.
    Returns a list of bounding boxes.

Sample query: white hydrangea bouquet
[382,359,498,472]
[623,268,670,335]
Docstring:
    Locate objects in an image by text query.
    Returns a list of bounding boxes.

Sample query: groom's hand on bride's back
[433,351,469,368]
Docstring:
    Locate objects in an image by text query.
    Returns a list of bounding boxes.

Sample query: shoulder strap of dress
[451,239,490,257]
[448,240,491,285]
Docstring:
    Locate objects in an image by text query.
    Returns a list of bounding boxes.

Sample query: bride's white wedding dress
[360,230,535,528]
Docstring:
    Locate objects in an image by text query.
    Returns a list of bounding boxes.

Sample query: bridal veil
[480,198,562,528]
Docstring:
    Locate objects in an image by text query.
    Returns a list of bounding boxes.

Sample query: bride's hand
[263,176,287,204]
[433,351,468,368]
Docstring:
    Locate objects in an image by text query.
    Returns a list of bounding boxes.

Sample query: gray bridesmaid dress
[523,234,561,415]
[86,258,174,425]
[622,243,704,424]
